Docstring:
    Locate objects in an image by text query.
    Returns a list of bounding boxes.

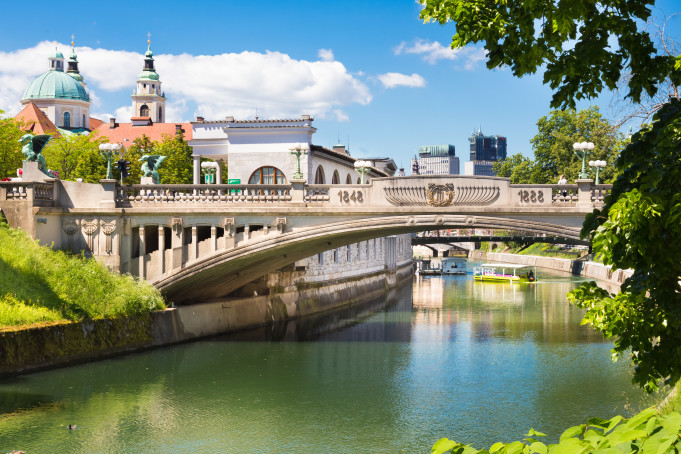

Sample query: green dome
[138,70,160,81]
[22,70,90,102]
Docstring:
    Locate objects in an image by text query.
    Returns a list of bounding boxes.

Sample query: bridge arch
[154,213,583,303]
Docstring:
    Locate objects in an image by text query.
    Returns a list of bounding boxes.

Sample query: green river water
[0,266,647,453]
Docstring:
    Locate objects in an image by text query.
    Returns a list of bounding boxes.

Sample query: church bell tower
[131,37,166,123]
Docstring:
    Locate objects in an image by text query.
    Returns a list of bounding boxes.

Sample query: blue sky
[1,0,679,170]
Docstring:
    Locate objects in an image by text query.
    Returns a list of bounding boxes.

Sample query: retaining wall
[0,262,413,377]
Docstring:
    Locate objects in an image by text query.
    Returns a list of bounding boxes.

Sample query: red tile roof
[14,102,59,135]
[92,120,193,145]
[89,117,104,130]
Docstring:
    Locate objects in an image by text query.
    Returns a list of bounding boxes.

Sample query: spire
[66,35,85,84]
[139,34,159,80]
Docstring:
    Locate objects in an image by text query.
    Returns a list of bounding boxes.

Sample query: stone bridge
[0,173,609,303]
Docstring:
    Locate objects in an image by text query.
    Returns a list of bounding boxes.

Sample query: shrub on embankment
[0,221,165,327]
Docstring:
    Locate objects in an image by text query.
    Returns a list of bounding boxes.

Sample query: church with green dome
[20,44,92,131]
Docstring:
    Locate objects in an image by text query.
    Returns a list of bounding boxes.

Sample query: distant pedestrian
[558,174,568,197]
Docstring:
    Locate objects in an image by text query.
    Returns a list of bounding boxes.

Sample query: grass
[490,242,586,260]
[0,221,165,327]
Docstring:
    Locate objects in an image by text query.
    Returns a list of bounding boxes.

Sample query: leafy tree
[420,0,679,110]
[155,130,194,184]
[492,153,538,184]
[419,0,681,392]
[118,135,153,184]
[531,107,625,184]
[43,131,107,183]
[0,111,25,179]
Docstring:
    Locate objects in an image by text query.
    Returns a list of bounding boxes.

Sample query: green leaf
[528,441,547,454]
[432,438,459,454]
[559,424,585,442]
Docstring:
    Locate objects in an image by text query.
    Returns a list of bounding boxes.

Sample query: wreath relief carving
[426,183,455,207]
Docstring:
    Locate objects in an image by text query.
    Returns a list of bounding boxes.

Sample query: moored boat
[473,263,537,283]
[441,257,467,275]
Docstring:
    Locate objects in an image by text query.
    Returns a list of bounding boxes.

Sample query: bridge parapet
[115,184,292,206]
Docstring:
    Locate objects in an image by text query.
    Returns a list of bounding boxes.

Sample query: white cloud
[318,49,334,62]
[395,39,487,68]
[377,72,426,89]
[0,41,372,122]
[333,109,349,122]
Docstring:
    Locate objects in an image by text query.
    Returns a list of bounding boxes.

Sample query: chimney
[175,124,183,133]
[225,116,234,122]
[302,114,311,120]
[196,116,204,123]
[109,118,116,129]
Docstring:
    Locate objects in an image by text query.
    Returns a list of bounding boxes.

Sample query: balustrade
[116,184,292,205]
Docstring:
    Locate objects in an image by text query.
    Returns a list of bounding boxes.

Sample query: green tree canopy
[531,107,625,184]
[491,153,538,184]
[43,131,107,183]
[420,0,680,109]
[0,111,25,179]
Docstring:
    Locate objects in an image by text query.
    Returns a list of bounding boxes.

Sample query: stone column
[576,179,594,207]
[192,155,201,185]
[191,226,198,261]
[138,225,145,279]
[171,218,183,270]
[216,159,224,184]
[211,225,217,253]
[158,225,166,275]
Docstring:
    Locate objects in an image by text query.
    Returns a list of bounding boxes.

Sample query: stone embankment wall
[470,250,632,287]
[0,263,413,377]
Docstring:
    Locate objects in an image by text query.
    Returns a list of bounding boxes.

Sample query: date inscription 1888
[518,190,544,203]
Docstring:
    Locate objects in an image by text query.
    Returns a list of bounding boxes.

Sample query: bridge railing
[591,184,611,203]
[0,181,56,205]
[115,184,292,205]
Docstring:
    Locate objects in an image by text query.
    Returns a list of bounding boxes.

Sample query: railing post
[290,179,306,203]
[576,179,594,207]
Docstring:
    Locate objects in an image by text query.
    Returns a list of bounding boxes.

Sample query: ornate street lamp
[589,160,606,185]
[289,142,308,180]
[354,160,372,184]
[573,141,594,180]
[201,161,219,184]
[99,142,121,180]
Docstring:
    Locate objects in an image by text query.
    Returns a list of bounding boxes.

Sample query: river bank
[0,262,413,377]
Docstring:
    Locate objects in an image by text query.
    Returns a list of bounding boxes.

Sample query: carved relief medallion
[426,183,455,207]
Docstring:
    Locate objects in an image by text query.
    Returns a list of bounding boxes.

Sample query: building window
[332,170,340,184]
[346,174,352,184]
[249,166,287,184]
[314,166,325,184]
[82,114,86,128]
[63,112,70,128]
[140,105,149,117]
[158,107,163,122]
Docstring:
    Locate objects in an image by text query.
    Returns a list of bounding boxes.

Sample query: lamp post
[589,160,606,185]
[99,143,121,180]
[200,161,219,184]
[573,141,594,180]
[354,160,372,184]
[289,143,308,180]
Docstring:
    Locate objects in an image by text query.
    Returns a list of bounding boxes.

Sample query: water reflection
[0,270,646,453]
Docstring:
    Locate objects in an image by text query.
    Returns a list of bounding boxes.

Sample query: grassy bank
[0,221,165,327]
[490,242,586,260]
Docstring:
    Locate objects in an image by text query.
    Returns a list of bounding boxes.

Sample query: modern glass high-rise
[465,128,507,176]
[410,144,459,175]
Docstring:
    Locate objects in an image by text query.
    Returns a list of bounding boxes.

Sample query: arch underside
[155,214,584,304]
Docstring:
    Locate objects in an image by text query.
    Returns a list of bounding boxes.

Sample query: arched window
[82,114,86,128]
[314,166,325,184]
[63,112,70,128]
[140,104,149,117]
[249,166,287,184]
[346,174,352,184]
[332,170,340,184]
[158,106,163,122]
[357,177,361,184]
